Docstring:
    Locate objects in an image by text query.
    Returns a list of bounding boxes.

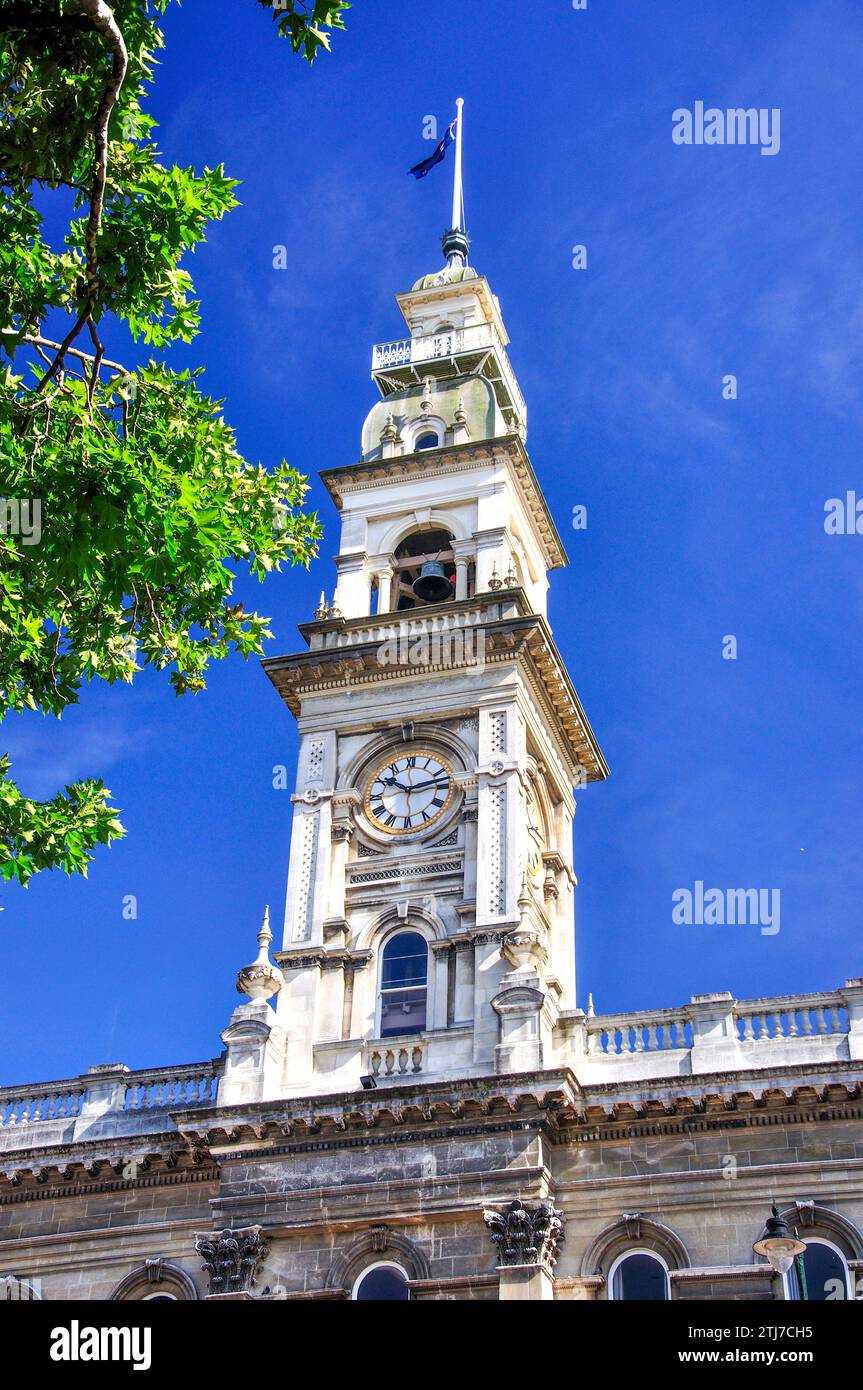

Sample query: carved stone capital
[195,1226,269,1296]
[482,1200,564,1270]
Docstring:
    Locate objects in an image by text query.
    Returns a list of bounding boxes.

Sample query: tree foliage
[0,0,349,886]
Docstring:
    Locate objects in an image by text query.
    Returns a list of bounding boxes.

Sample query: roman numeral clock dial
[364,751,455,836]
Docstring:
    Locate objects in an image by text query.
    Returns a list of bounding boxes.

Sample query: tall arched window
[353,1262,410,1301]
[379,932,428,1037]
[609,1250,670,1301]
[786,1239,852,1301]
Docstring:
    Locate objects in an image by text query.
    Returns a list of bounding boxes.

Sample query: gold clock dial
[526,787,545,881]
[364,750,455,836]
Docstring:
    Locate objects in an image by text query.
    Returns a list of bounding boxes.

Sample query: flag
[408,121,456,179]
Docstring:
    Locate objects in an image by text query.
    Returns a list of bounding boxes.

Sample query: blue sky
[3,0,863,1084]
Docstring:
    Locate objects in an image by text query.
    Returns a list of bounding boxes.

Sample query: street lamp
[753,1204,807,1279]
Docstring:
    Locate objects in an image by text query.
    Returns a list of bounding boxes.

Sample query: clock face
[526,787,545,881]
[364,750,455,836]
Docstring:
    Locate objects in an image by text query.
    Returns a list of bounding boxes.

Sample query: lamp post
[753,1204,808,1295]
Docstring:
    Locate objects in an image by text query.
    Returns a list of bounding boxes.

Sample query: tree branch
[36,0,128,392]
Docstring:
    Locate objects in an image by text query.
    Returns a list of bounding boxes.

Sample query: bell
[412,560,453,604]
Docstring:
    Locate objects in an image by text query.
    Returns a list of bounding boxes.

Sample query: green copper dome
[411,264,479,292]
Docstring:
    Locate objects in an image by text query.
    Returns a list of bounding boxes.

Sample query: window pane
[416,433,438,450]
[381,935,428,989]
[612,1253,668,1301]
[355,1267,409,1301]
[802,1243,847,1300]
[380,988,426,1038]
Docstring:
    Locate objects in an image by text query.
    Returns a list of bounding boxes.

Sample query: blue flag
[408,121,456,179]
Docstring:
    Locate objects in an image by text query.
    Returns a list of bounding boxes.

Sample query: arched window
[786,1239,852,1301]
[609,1250,670,1301]
[108,1261,198,1301]
[392,527,456,610]
[379,932,428,1037]
[415,431,439,451]
[353,1262,411,1301]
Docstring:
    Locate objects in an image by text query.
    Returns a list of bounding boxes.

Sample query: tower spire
[442,98,468,270]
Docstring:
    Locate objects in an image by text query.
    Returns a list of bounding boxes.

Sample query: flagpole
[452,97,464,232]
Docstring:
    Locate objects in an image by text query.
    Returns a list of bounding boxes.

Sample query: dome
[411,264,479,291]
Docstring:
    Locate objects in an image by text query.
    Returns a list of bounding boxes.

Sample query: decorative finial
[236,904,284,1004]
[488,563,503,592]
[326,597,342,620]
[258,905,271,948]
[380,411,398,442]
[518,871,532,909]
[587,992,595,1018]
[503,555,518,588]
[314,591,328,621]
[420,377,433,414]
[454,396,467,425]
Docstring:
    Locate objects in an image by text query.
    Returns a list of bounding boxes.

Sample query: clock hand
[378,774,433,792]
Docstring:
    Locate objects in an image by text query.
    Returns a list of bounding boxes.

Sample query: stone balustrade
[0,1081,86,1129]
[733,993,847,1042]
[366,1039,425,1080]
[0,1059,221,1135]
[371,322,527,425]
[577,979,863,1080]
[586,1008,692,1056]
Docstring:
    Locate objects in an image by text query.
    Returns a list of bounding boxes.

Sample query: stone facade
[2,232,861,1304]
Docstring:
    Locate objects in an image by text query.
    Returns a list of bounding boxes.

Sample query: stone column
[327,820,353,921]
[333,549,369,619]
[461,800,478,903]
[368,554,395,614]
[430,941,451,1030]
[452,539,474,601]
[472,932,507,1066]
[317,956,346,1041]
[452,939,475,1025]
[498,1265,555,1300]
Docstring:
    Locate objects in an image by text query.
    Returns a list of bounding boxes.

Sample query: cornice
[318,435,568,572]
[2,1063,861,1201]
[0,1147,217,1205]
[263,608,609,782]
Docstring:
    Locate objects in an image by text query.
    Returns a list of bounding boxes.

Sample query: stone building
[2,216,862,1305]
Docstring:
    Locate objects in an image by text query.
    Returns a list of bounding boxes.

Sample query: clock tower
[218,196,607,1105]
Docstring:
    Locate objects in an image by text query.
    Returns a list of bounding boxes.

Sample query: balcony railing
[581,982,861,1073]
[733,993,848,1043]
[0,1059,222,1129]
[371,322,527,426]
[587,1008,693,1057]
[366,1038,426,1079]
